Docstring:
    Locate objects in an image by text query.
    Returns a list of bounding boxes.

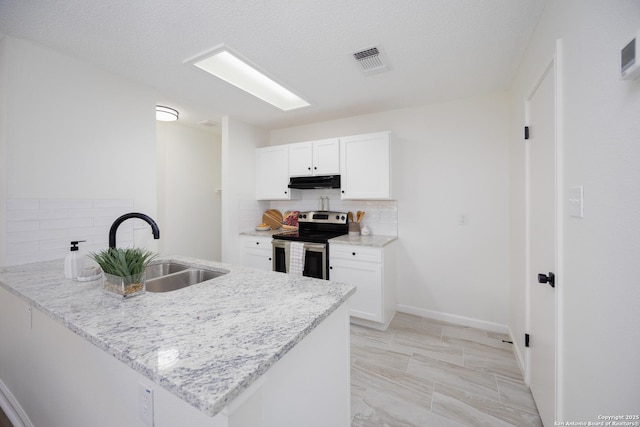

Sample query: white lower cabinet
[241,236,273,271]
[329,242,396,330]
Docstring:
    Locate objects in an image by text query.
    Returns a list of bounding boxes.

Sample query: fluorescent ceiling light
[156,105,179,121]
[191,48,310,111]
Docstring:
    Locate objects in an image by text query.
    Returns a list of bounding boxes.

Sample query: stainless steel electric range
[272,211,348,280]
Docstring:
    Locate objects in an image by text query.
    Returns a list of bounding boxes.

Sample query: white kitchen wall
[509,0,640,419]
[0,36,158,265]
[221,116,269,264]
[4,198,135,266]
[157,121,222,261]
[271,92,510,330]
[0,38,7,265]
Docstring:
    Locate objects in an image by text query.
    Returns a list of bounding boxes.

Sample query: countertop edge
[329,234,398,247]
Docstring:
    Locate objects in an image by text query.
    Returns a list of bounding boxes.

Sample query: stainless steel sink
[145,262,190,280]
[145,263,226,293]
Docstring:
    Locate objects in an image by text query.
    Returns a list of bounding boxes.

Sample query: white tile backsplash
[4,198,135,266]
[268,189,397,236]
[6,199,39,210]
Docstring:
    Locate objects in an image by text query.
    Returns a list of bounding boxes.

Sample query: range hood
[288,175,341,189]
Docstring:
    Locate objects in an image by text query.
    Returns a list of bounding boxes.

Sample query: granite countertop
[240,229,398,248]
[239,229,284,238]
[330,234,397,247]
[0,256,355,417]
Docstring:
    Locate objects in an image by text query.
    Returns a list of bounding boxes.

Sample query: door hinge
[525,333,530,347]
[524,126,530,140]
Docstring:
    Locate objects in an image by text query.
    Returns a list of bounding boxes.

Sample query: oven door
[272,240,327,280]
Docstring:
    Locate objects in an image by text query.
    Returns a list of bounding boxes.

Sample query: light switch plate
[568,186,584,218]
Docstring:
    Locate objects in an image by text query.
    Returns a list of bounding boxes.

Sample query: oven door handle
[303,243,327,252]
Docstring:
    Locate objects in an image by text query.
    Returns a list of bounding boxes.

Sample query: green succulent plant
[90,247,158,285]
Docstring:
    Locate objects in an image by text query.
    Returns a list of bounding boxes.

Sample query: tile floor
[350,313,543,426]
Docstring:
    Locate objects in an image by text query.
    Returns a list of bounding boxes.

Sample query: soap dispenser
[64,240,86,279]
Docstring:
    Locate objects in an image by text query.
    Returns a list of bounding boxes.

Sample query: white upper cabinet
[340,132,391,200]
[289,138,340,177]
[288,142,313,176]
[256,145,296,200]
[313,138,341,175]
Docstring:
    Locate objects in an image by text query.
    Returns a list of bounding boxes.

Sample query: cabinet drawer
[242,237,272,251]
[330,245,381,263]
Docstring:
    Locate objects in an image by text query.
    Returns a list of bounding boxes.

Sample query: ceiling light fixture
[188,45,310,111]
[156,105,179,121]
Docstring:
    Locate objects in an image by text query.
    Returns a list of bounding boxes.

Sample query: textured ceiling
[0,0,546,130]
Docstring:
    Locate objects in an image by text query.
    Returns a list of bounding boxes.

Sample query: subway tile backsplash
[268,189,397,236]
[5,198,135,266]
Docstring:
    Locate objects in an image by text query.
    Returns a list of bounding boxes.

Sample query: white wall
[0,37,8,265]
[271,92,511,329]
[221,116,269,264]
[0,37,159,262]
[157,122,221,261]
[509,0,640,419]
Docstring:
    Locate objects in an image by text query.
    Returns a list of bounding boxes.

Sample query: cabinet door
[288,142,314,177]
[340,132,391,199]
[330,258,382,322]
[241,237,273,271]
[256,145,291,200]
[313,138,340,175]
[243,250,273,271]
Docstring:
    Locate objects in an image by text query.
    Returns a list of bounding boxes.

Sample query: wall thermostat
[621,31,640,80]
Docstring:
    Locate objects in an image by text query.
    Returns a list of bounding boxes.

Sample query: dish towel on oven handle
[289,242,306,276]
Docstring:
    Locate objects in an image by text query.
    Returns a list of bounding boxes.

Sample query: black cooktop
[272,230,347,244]
[272,210,349,243]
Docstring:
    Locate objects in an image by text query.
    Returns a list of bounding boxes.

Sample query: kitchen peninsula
[0,256,355,427]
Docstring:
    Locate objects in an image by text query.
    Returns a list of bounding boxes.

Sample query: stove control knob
[335,215,340,220]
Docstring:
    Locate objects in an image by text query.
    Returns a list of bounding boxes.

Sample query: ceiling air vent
[352,46,388,75]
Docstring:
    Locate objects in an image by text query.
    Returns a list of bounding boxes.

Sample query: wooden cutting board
[262,209,283,229]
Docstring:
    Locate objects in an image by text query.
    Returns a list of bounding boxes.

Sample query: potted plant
[90,247,158,298]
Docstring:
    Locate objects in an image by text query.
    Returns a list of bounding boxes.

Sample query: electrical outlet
[138,383,153,426]
[458,214,469,226]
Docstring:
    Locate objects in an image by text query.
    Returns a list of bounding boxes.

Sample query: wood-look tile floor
[350,313,543,427]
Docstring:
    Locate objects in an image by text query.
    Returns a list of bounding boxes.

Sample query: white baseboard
[396,304,509,334]
[0,379,33,427]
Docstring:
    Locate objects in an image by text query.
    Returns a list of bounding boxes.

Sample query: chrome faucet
[109,212,160,249]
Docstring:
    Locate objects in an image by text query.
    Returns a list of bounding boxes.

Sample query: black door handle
[537,272,555,288]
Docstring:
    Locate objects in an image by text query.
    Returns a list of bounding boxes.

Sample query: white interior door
[527,62,557,426]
